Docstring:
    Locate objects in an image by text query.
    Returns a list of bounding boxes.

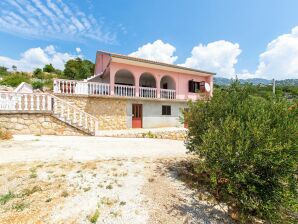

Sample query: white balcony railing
[0,91,52,111]
[160,89,176,99]
[53,79,110,96]
[139,87,157,98]
[53,79,178,100]
[114,84,135,97]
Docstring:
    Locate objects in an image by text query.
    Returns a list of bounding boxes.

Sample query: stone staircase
[0,91,99,135]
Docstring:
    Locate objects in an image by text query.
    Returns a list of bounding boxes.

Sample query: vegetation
[0,58,94,90]
[0,72,31,87]
[63,57,94,80]
[0,192,15,205]
[31,80,44,90]
[89,209,100,223]
[186,82,298,223]
[0,130,13,140]
[0,66,9,76]
[43,64,55,73]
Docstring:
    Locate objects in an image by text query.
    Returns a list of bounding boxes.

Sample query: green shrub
[43,64,55,73]
[89,209,100,223]
[0,72,31,87]
[0,66,9,77]
[186,82,298,223]
[32,80,44,90]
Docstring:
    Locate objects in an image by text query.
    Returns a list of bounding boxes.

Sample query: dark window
[162,105,171,115]
[188,80,205,93]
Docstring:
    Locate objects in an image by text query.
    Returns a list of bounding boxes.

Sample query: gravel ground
[0,135,232,224]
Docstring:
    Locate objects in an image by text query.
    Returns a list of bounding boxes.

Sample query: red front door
[132,104,142,128]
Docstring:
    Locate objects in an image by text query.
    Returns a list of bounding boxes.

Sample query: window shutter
[200,81,205,92]
[188,80,193,92]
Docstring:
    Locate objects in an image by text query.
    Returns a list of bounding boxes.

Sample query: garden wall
[0,113,85,136]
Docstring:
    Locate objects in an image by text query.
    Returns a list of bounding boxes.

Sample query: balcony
[53,79,177,100]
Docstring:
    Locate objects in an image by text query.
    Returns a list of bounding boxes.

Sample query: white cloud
[255,26,298,79]
[181,40,241,78]
[76,47,81,53]
[129,40,178,64]
[0,0,116,43]
[0,45,82,71]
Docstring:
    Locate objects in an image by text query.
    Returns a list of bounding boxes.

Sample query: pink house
[54,51,215,129]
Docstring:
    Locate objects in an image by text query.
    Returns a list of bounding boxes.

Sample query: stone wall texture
[0,113,85,136]
[98,129,187,140]
[58,96,127,130]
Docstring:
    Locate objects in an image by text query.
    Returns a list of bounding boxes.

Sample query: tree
[0,66,9,77]
[186,82,298,223]
[63,58,94,80]
[12,65,17,72]
[33,68,44,79]
[43,64,55,73]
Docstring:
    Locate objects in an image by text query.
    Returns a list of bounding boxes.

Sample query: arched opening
[139,72,157,98]
[139,72,156,88]
[114,69,135,86]
[160,75,175,90]
[160,75,176,99]
[114,69,135,96]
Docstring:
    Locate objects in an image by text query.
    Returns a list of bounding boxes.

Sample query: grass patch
[119,201,126,206]
[89,209,100,223]
[106,184,113,190]
[83,187,91,192]
[12,202,28,211]
[22,186,42,197]
[0,192,15,205]
[29,173,37,178]
[29,168,37,178]
[100,197,117,207]
[61,191,69,197]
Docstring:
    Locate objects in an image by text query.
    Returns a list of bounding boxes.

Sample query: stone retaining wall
[0,113,85,136]
[57,96,127,130]
[98,129,187,140]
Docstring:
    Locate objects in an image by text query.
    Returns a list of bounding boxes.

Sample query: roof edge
[97,50,216,76]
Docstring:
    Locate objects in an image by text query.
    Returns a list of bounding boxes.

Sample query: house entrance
[132,104,142,128]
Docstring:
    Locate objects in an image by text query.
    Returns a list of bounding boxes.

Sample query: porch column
[156,75,161,98]
[135,73,140,97]
[110,69,115,96]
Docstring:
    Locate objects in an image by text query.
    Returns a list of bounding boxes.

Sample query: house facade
[53,51,215,130]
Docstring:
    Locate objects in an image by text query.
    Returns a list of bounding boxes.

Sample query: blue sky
[0,0,298,80]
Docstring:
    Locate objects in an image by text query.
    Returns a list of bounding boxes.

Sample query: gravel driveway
[0,136,232,224]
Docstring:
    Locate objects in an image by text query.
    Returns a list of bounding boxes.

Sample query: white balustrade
[160,89,176,99]
[114,84,135,97]
[139,87,157,98]
[0,91,99,135]
[0,92,52,112]
[53,79,178,100]
[53,79,110,96]
[88,82,110,96]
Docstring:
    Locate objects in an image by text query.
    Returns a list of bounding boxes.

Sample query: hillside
[214,77,298,86]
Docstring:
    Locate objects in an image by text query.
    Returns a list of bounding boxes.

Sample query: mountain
[214,77,298,86]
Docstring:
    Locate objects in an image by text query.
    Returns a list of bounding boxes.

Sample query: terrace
[53,70,177,100]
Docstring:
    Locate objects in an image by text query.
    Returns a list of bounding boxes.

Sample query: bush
[32,80,44,90]
[0,72,31,87]
[0,66,9,77]
[186,82,298,223]
[43,64,55,73]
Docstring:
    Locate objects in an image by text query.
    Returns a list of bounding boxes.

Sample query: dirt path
[0,136,232,224]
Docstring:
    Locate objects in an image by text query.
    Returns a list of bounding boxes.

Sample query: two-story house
[53,51,215,130]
